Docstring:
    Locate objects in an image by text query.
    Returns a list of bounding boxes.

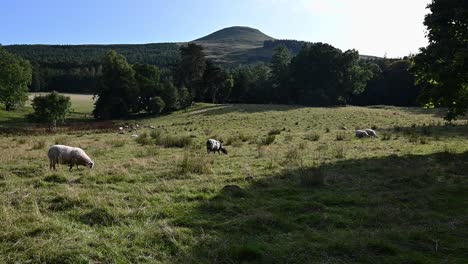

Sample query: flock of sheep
[46,126,376,171]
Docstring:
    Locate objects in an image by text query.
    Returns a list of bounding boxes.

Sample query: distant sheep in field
[48,145,94,171]
[355,130,370,138]
[118,127,125,134]
[207,139,227,154]
[364,129,378,137]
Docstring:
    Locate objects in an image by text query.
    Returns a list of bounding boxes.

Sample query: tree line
[0,0,466,120]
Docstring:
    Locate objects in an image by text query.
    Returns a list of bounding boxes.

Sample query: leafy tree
[270,45,291,103]
[147,96,165,114]
[133,64,161,112]
[93,50,138,119]
[289,43,373,105]
[202,61,233,103]
[0,47,32,110]
[230,64,272,103]
[177,86,192,108]
[160,81,179,111]
[29,92,71,128]
[175,44,206,100]
[413,0,468,120]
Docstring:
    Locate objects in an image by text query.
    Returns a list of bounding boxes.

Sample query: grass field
[0,103,467,263]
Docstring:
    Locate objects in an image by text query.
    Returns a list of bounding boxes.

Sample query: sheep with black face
[206,139,227,155]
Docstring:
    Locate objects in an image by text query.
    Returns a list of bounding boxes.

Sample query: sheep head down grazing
[48,145,94,171]
[207,139,228,155]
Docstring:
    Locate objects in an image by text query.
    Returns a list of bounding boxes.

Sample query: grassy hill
[0,102,467,263]
[195,26,274,44]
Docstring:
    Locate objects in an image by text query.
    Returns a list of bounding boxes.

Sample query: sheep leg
[69,163,73,172]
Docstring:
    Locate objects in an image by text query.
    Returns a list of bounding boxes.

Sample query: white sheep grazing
[364,129,378,137]
[206,139,227,154]
[355,130,370,138]
[118,127,125,134]
[48,145,94,171]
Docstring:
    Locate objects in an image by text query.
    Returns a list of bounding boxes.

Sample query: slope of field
[0,104,467,263]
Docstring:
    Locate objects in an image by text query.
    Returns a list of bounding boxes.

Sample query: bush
[28,92,71,127]
[147,96,165,114]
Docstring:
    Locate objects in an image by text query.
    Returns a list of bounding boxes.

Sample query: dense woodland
[4,41,420,108]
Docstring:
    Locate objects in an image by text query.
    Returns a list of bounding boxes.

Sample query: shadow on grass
[396,107,468,121]
[189,104,304,116]
[378,123,468,140]
[177,151,468,263]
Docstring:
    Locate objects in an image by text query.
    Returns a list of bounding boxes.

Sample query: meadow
[0,98,467,263]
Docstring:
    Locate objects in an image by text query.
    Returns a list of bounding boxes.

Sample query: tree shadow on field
[177,151,468,263]
[189,104,303,117]
[397,107,468,121]
[379,122,468,140]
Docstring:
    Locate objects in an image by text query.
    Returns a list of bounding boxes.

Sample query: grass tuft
[178,152,213,174]
[259,135,276,146]
[305,132,320,141]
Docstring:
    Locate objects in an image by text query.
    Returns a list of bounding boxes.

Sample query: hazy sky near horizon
[1,0,431,57]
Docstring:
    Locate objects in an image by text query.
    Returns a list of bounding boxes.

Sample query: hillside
[0,102,467,262]
[195,26,274,44]
[5,26,377,68]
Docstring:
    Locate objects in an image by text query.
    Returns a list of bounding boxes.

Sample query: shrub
[259,135,276,146]
[28,92,71,127]
[178,152,213,174]
[305,132,320,141]
[147,96,165,114]
[267,129,281,136]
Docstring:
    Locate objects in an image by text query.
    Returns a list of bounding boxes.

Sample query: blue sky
[1,0,431,57]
